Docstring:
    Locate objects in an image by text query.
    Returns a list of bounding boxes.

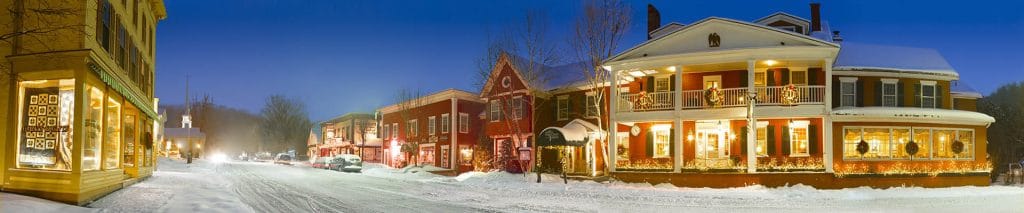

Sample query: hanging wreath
[951,140,965,154]
[856,140,869,155]
[704,87,724,107]
[906,140,920,156]
[781,84,800,105]
[633,91,654,110]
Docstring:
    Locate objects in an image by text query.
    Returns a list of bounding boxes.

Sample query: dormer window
[776,26,798,33]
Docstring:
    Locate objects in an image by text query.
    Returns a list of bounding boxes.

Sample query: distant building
[378,89,485,173]
[0,0,167,204]
[312,113,379,162]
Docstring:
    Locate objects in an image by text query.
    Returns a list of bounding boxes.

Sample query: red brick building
[377,89,484,173]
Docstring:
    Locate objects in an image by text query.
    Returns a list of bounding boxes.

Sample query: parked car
[274,154,292,165]
[330,154,362,172]
[311,156,334,169]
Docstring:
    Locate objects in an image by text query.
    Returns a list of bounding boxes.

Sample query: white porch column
[674,65,683,172]
[608,68,619,172]
[823,59,834,173]
[746,60,757,173]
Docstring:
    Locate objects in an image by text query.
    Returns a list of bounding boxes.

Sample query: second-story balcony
[616,85,826,113]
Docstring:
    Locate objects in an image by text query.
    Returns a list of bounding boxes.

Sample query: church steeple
[182,74,192,129]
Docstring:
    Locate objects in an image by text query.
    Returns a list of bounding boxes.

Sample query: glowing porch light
[762,60,778,66]
[667,66,677,72]
[628,71,645,77]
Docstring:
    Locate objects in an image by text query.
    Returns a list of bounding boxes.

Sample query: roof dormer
[754,12,810,35]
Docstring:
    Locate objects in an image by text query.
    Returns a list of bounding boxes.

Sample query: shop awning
[537,119,605,147]
[89,63,158,119]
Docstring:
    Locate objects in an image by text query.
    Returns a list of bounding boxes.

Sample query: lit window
[789,121,809,157]
[104,95,123,169]
[459,145,473,165]
[458,113,469,133]
[441,114,450,133]
[756,122,768,157]
[754,71,766,86]
[654,128,670,158]
[654,77,670,92]
[616,132,629,161]
[557,96,569,121]
[17,79,76,171]
[932,130,957,158]
[891,128,911,159]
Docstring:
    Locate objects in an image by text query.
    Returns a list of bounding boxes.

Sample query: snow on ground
[1,193,97,213]
[7,158,1023,212]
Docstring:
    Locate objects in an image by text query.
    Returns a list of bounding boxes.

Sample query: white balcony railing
[615,85,826,113]
[755,85,826,106]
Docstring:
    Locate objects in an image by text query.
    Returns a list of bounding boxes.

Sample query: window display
[123,109,137,167]
[17,79,75,171]
[104,95,122,169]
[84,85,104,170]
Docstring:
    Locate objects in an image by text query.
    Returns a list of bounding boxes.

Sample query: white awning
[832,107,994,126]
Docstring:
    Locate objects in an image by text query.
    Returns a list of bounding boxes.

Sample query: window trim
[512,96,523,120]
[790,69,808,85]
[391,123,398,139]
[754,71,767,86]
[755,121,769,157]
[654,77,670,92]
[458,113,469,133]
[920,81,937,108]
[585,93,598,118]
[652,128,671,158]
[408,119,418,137]
[842,126,975,161]
[441,113,450,133]
[489,100,502,122]
[881,79,898,107]
[428,116,436,136]
[788,120,811,157]
[556,95,569,121]
[839,77,858,107]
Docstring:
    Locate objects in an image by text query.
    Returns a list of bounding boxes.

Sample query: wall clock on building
[630,125,641,136]
[501,76,512,88]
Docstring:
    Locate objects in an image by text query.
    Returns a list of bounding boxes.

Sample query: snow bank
[0,193,96,213]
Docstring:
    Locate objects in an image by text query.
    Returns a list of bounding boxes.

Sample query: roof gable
[480,53,541,97]
[608,17,837,62]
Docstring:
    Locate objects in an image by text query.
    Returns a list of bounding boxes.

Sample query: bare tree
[259,95,313,154]
[396,88,423,167]
[570,0,631,174]
[2,0,89,81]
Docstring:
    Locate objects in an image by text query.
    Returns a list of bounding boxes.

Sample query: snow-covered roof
[164,128,205,138]
[809,21,833,42]
[834,42,958,77]
[832,107,994,126]
[754,12,810,24]
[950,80,983,99]
[543,61,589,91]
[538,119,606,147]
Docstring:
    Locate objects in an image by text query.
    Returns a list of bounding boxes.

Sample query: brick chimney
[810,3,821,32]
[647,4,661,40]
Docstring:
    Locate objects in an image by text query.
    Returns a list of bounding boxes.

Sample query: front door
[696,120,730,160]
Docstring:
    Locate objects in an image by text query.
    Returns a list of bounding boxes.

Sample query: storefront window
[104,95,122,169]
[123,108,137,167]
[862,128,890,158]
[615,132,629,161]
[419,144,434,166]
[458,145,472,165]
[890,128,911,159]
[17,79,75,171]
[911,128,931,159]
[84,85,104,170]
[932,130,957,159]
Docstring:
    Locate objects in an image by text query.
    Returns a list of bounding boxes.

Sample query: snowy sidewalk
[4,158,1024,212]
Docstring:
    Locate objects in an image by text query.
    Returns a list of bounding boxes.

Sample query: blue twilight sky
[155,0,1024,121]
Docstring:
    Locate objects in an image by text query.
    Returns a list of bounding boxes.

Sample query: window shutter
[646,76,655,92]
[856,81,865,107]
[897,82,905,107]
[781,69,790,85]
[766,125,775,156]
[767,70,776,86]
[669,74,676,91]
[809,125,818,155]
[739,72,748,87]
[913,83,921,107]
[740,127,749,155]
[874,81,882,107]
[935,85,944,109]
[808,69,818,85]
[669,128,676,156]
[781,125,791,156]
[831,80,840,108]
[645,131,654,157]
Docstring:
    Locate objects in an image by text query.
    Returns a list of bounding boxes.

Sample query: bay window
[843,126,973,161]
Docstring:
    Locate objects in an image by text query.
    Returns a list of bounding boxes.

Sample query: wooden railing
[616,85,826,113]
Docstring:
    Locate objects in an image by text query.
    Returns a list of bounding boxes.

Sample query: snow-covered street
[6,158,1020,212]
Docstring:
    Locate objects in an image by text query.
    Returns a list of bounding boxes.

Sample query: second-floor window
[921,84,936,108]
[754,71,766,86]
[840,78,857,107]
[586,94,598,117]
[557,96,569,121]
[458,113,469,133]
[790,70,807,85]
[407,120,418,137]
[428,116,436,136]
[655,77,670,92]
[383,124,390,139]
[881,79,898,107]
[490,100,502,122]
[391,123,398,138]
[441,114,450,133]
[512,96,523,120]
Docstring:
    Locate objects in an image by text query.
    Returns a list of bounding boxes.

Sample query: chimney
[810,3,821,32]
[647,4,661,40]
[832,31,843,43]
